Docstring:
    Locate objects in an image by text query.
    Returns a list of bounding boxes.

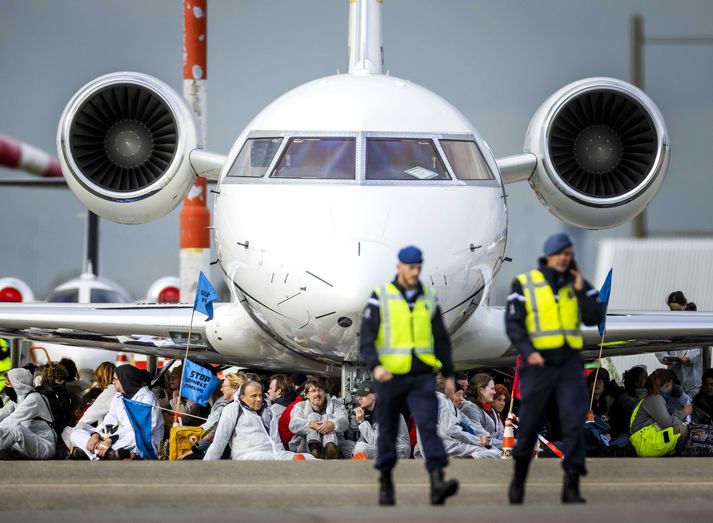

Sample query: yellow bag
[169,426,205,461]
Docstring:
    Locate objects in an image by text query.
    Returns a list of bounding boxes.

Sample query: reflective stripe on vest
[516,269,583,350]
[628,399,679,457]
[374,283,442,375]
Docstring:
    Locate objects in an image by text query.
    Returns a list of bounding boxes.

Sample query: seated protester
[267,374,296,443]
[0,368,56,460]
[38,363,75,419]
[58,357,90,411]
[588,369,614,421]
[692,369,713,425]
[416,378,489,460]
[277,376,307,449]
[289,372,308,396]
[159,366,205,427]
[460,373,504,459]
[610,366,648,438]
[629,369,691,457]
[204,380,313,461]
[181,372,244,459]
[492,384,510,423]
[455,372,469,392]
[71,365,163,460]
[351,380,410,460]
[63,362,116,450]
[288,378,349,459]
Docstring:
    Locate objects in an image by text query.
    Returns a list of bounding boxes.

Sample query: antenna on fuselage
[347,0,384,74]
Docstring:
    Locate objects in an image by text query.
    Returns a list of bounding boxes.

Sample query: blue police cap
[398,246,423,264]
[543,233,573,256]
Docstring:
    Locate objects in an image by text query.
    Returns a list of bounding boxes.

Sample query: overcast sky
[1,0,712,301]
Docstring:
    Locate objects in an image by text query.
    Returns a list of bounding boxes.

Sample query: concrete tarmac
[1,458,709,523]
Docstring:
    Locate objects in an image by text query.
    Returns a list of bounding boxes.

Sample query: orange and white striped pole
[180,0,211,303]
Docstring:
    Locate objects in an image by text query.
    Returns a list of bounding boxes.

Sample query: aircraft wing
[451,307,713,368]
[0,302,216,361]
[0,302,334,373]
[581,309,713,358]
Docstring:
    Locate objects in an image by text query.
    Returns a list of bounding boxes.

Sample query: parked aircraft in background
[1,274,178,370]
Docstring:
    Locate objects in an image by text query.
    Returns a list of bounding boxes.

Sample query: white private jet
[2,0,712,377]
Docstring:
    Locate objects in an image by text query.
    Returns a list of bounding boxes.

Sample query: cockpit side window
[90,289,130,304]
[440,140,494,181]
[227,138,282,178]
[47,288,79,303]
[270,137,356,179]
[365,138,449,180]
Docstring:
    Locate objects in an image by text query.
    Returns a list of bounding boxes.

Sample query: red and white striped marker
[179,0,211,303]
[0,135,62,178]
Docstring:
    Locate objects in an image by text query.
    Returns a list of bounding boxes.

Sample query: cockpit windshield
[440,140,494,180]
[366,138,449,181]
[271,137,356,179]
[227,137,282,178]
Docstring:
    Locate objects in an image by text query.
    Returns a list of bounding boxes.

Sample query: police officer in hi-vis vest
[505,233,602,505]
[360,246,459,506]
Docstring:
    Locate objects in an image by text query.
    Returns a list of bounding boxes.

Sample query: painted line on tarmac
[5,481,713,489]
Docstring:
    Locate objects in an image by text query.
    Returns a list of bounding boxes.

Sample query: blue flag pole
[588,268,613,421]
[173,271,218,425]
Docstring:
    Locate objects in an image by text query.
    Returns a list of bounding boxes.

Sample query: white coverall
[0,368,56,460]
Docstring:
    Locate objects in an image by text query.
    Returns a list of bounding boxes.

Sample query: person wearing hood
[0,368,56,459]
[505,233,602,504]
[630,369,691,457]
[70,364,163,460]
[204,380,313,461]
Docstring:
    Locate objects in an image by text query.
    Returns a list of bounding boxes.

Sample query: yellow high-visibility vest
[516,269,583,350]
[374,282,442,374]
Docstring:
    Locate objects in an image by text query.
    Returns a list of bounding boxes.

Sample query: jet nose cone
[305,240,395,319]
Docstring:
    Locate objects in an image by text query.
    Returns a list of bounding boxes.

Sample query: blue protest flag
[122,397,157,460]
[194,271,218,321]
[181,359,221,407]
[597,268,613,336]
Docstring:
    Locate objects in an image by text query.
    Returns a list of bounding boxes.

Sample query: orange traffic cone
[502,417,515,459]
[352,452,369,461]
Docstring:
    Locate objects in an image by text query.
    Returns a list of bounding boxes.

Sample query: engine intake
[58,72,202,224]
[525,78,669,229]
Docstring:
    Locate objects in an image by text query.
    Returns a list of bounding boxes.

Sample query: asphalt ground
[1,458,710,523]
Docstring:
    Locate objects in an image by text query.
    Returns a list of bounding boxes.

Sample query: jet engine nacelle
[57,72,202,224]
[525,78,669,229]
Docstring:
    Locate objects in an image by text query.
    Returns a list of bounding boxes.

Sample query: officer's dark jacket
[360,278,454,378]
[505,258,602,365]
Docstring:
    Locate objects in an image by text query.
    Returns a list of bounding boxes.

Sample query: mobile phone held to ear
[569,257,578,272]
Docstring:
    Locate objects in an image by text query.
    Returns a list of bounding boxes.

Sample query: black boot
[379,470,395,506]
[508,457,530,504]
[561,470,586,503]
[429,468,459,505]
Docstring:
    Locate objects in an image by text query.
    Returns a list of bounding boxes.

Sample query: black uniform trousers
[374,372,448,472]
[512,350,588,475]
